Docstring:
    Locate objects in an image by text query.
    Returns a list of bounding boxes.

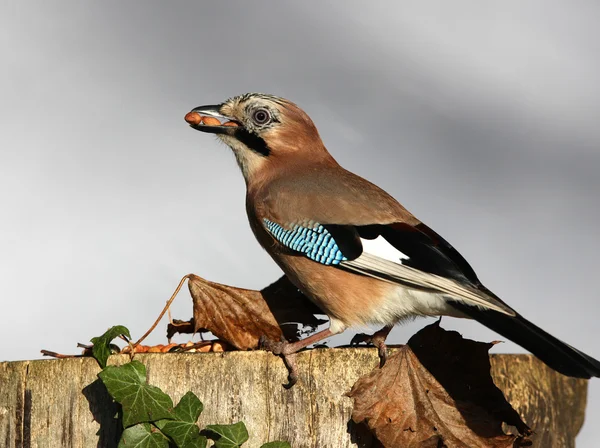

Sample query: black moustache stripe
[234,128,271,157]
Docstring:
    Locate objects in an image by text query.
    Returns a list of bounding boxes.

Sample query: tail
[449,301,600,379]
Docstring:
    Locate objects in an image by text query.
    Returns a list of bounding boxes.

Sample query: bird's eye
[252,108,271,125]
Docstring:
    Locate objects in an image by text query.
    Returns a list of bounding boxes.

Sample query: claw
[377,342,388,368]
[259,335,287,355]
[350,326,393,368]
[259,335,300,388]
[281,353,299,389]
[258,328,334,387]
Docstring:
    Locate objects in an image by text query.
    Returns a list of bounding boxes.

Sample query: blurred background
[1,1,598,443]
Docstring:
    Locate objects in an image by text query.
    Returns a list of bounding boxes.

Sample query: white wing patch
[360,236,409,263]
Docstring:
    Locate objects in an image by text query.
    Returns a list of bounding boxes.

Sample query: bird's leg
[350,325,393,367]
[260,328,334,357]
[259,328,333,388]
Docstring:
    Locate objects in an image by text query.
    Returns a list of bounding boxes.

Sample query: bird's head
[185,93,332,182]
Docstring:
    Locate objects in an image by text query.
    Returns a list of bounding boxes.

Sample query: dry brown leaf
[260,275,325,334]
[188,274,324,350]
[166,319,197,340]
[165,275,324,350]
[348,322,532,448]
[188,274,282,350]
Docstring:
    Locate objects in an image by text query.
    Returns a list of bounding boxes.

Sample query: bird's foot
[259,335,299,388]
[258,335,296,355]
[350,325,393,368]
[259,328,334,388]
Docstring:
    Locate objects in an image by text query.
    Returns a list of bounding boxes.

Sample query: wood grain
[0,350,588,447]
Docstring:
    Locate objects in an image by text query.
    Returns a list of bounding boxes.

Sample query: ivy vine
[91,325,290,448]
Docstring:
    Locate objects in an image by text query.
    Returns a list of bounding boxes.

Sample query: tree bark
[0,350,588,448]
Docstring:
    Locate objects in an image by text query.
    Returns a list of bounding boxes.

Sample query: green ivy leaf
[91,325,132,368]
[173,391,204,422]
[205,422,249,448]
[260,443,291,448]
[98,360,174,428]
[118,423,169,448]
[155,392,206,448]
[156,420,207,448]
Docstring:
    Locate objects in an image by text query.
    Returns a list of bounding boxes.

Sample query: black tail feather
[449,302,600,379]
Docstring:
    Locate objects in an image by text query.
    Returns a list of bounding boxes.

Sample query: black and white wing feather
[340,223,515,316]
[263,218,514,316]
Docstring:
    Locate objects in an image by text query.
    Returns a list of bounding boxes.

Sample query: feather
[450,301,600,378]
[342,253,515,316]
[263,218,513,315]
[263,219,351,265]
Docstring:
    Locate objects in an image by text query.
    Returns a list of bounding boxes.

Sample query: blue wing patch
[263,219,348,265]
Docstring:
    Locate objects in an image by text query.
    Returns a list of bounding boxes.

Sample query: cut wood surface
[0,349,588,448]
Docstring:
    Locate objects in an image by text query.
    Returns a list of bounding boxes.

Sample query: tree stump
[0,350,588,447]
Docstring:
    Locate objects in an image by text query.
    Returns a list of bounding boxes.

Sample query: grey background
[1,1,598,443]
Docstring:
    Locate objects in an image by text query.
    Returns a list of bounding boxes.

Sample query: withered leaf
[260,276,325,333]
[188,274,284,350]
[348,322,531,448]
[188,275,324,351]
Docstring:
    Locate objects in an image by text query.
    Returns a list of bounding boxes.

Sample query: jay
[185,93,600,386]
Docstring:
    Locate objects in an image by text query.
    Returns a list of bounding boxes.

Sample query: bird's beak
[184,105,241,135]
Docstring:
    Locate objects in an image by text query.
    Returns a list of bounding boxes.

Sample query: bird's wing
[257,166,514,315]
[342,252,514,315]
[261,217,515,316]
[256,165,421,227]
